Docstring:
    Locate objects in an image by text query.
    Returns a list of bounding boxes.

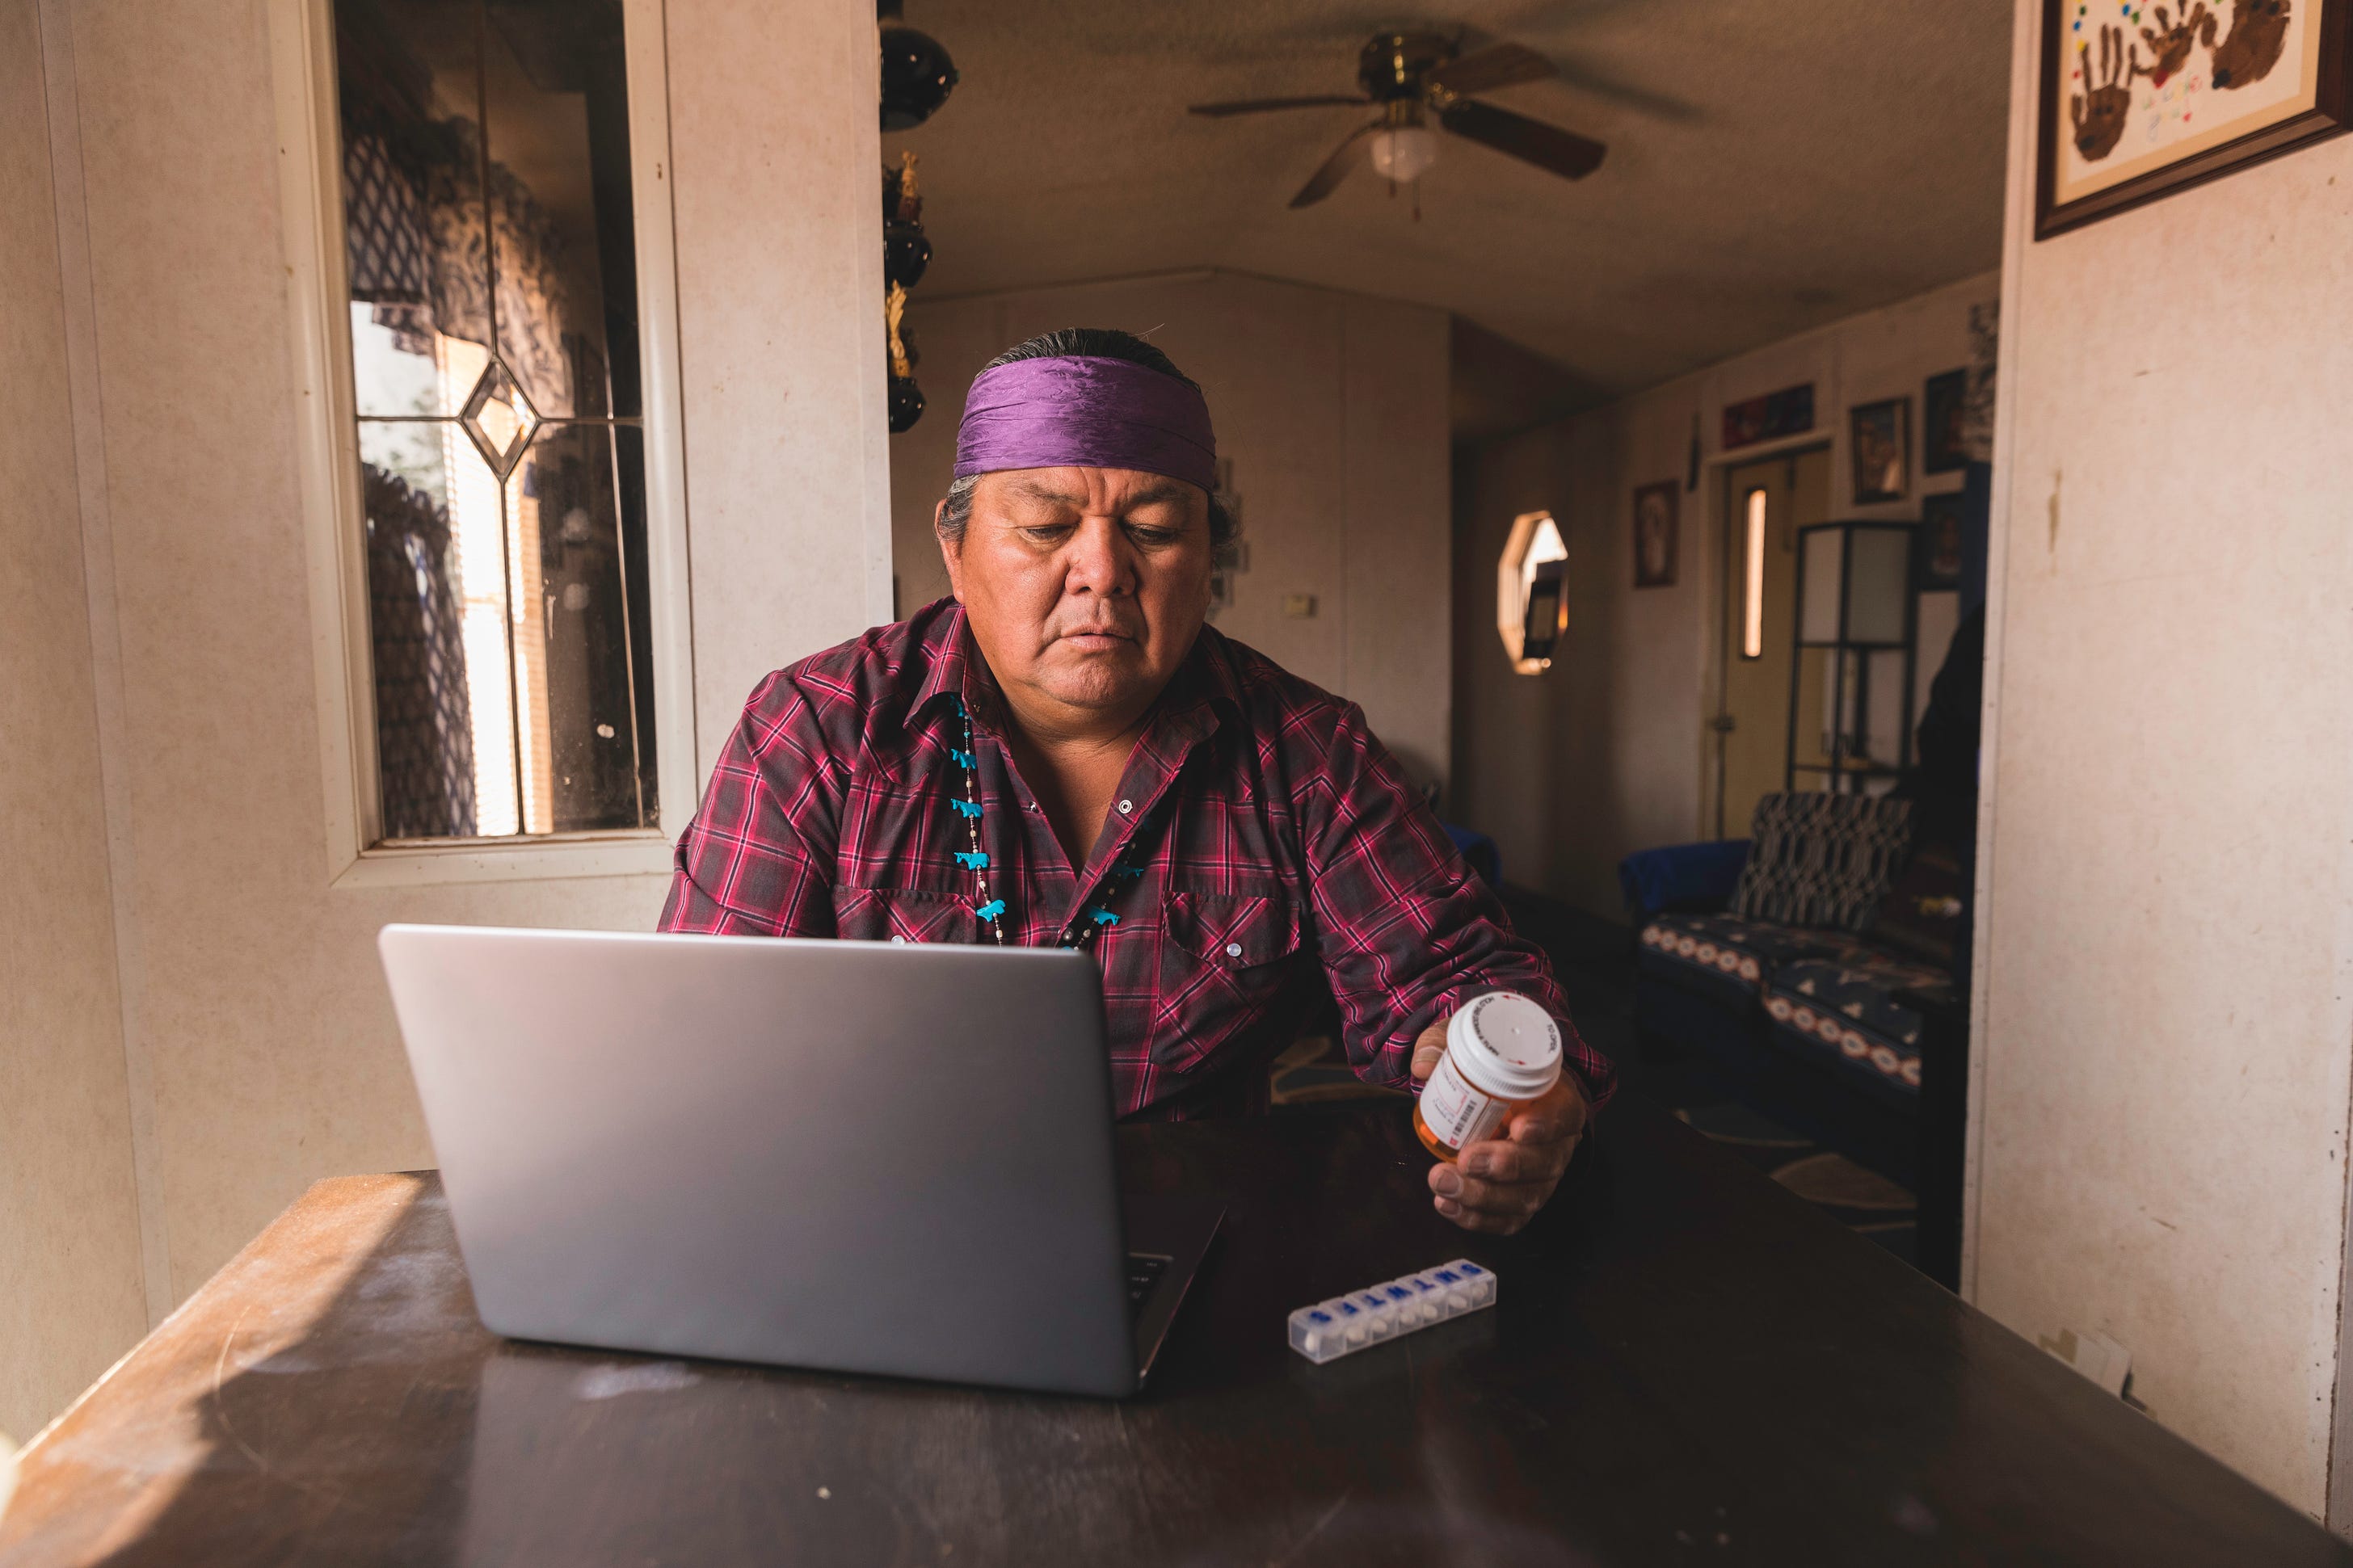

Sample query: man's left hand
[1411,1019,1589,1235]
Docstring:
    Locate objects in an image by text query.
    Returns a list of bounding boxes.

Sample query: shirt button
[1224,942,1243,959]
[890,935,908,945]
[1117,799,1134,815]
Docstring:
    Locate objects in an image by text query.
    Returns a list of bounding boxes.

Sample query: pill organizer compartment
[1287,1260,1497,1364]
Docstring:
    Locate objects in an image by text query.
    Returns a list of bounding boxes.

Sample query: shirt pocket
[831,885,978,945]
[1151,889,1305,1070]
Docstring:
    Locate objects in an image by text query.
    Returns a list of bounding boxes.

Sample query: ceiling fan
[1189,32,1606,209]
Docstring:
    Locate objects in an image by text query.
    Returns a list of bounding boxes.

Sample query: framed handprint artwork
[2039,0,2353,236]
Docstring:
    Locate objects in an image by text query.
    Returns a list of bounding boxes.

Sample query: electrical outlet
[2038,1326,2132,1397]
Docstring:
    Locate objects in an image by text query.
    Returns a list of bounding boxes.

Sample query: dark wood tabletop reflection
[2,1097,2342,1566]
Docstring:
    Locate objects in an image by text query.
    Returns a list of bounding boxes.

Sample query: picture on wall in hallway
[1922,368,1970,474]
[1918,493,1968,591]
[2038,0,2353,236]
[1850,398,1910,504]
[1721,385,1813,452]
[1632,481,1678,588]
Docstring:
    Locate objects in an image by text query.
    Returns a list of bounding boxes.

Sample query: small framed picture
[1918,491,1968,591]
[1850,398,1911,505]
[2038,0,2353,238]
[1922,368,1970,475]
[1720,383,1814,452]
[1632,481,1678,589]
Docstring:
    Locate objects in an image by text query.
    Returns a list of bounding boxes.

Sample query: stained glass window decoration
[335,0,655,843]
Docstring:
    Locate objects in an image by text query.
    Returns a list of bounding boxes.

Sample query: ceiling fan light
[1368,125,1439,184]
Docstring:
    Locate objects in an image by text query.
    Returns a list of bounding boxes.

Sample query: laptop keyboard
[1126,1252,1172,1315]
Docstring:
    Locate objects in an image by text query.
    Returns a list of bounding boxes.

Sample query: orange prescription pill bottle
[1412,992,1562,1162]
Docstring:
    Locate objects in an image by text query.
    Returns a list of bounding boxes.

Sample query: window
[1741,487,1767,660]
[338,0,653,840]
[272,0,690,881]
[1496,511,1568,674]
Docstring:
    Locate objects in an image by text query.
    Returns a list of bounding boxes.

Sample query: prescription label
[1418,1050,1510,1150]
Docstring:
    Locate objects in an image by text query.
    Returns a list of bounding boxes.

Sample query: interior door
[1714,447,1829,839]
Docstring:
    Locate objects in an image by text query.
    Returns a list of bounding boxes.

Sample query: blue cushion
[1442,823,1501,885]
[1762,955,1947,1103]
[1635,912,1873,1007]
[1618,839,1752,917]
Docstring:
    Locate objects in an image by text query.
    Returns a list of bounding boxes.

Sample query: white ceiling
[882,0,2012,413]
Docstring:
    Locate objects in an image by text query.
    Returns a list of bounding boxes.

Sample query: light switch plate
[1283,594,1317,618]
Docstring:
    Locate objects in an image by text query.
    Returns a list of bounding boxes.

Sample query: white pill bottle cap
[1445,992,1563,1101]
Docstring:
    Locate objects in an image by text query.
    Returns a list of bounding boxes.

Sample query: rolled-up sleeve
[1296,700,1614,1110]
[658,672,843,937]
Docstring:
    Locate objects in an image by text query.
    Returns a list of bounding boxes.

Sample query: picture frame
[1720,384,1814,452]
[2037,0,2353,238]
[1850,398,1911,505]
[1918,491,1968,591]
[1631,481,1678,589]
[1922,368,1970,475]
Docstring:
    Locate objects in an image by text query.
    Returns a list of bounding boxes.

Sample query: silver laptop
[377,924,1220,1398]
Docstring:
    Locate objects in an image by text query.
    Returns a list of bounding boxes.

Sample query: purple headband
[953,354,1218,494]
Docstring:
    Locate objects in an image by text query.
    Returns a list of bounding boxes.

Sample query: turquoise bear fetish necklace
[953,698,1145,949]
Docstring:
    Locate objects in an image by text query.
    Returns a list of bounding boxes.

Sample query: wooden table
[4,1098,2344,1566]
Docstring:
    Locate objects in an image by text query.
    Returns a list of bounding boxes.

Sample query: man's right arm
[659,671,843,936]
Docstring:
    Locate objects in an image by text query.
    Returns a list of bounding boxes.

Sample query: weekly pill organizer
[1286,1260,1496,1364]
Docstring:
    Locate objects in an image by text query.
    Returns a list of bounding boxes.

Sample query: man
[662,328,1610,1234]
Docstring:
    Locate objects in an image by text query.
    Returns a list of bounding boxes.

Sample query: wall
[0,0,148,1444]
[1965,0,2353,1517]
[1452,271,1998,914]
[668,0,894,769]
[8,0,887,1429]
[890,271,1454,788]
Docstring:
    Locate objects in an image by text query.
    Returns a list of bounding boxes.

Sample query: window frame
[1495,510,1566,675]
[268,0,697,887]
[1739,486,1769,662]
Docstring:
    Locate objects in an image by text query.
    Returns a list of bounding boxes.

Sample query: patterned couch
[1624,792,1967,1195]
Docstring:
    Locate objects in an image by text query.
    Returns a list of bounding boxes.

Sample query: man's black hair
[976,326,1201,389]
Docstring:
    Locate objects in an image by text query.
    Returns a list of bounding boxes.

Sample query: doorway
[1711,446,1829,840]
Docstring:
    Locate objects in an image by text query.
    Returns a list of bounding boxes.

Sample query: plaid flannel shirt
[660,599,1611,1120]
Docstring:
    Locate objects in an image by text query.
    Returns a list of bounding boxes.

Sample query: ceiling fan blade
[1289,120,1379,208]
[1437,98,1606,180]
[1425,42,1557,97]
[1189,95,1369,118]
